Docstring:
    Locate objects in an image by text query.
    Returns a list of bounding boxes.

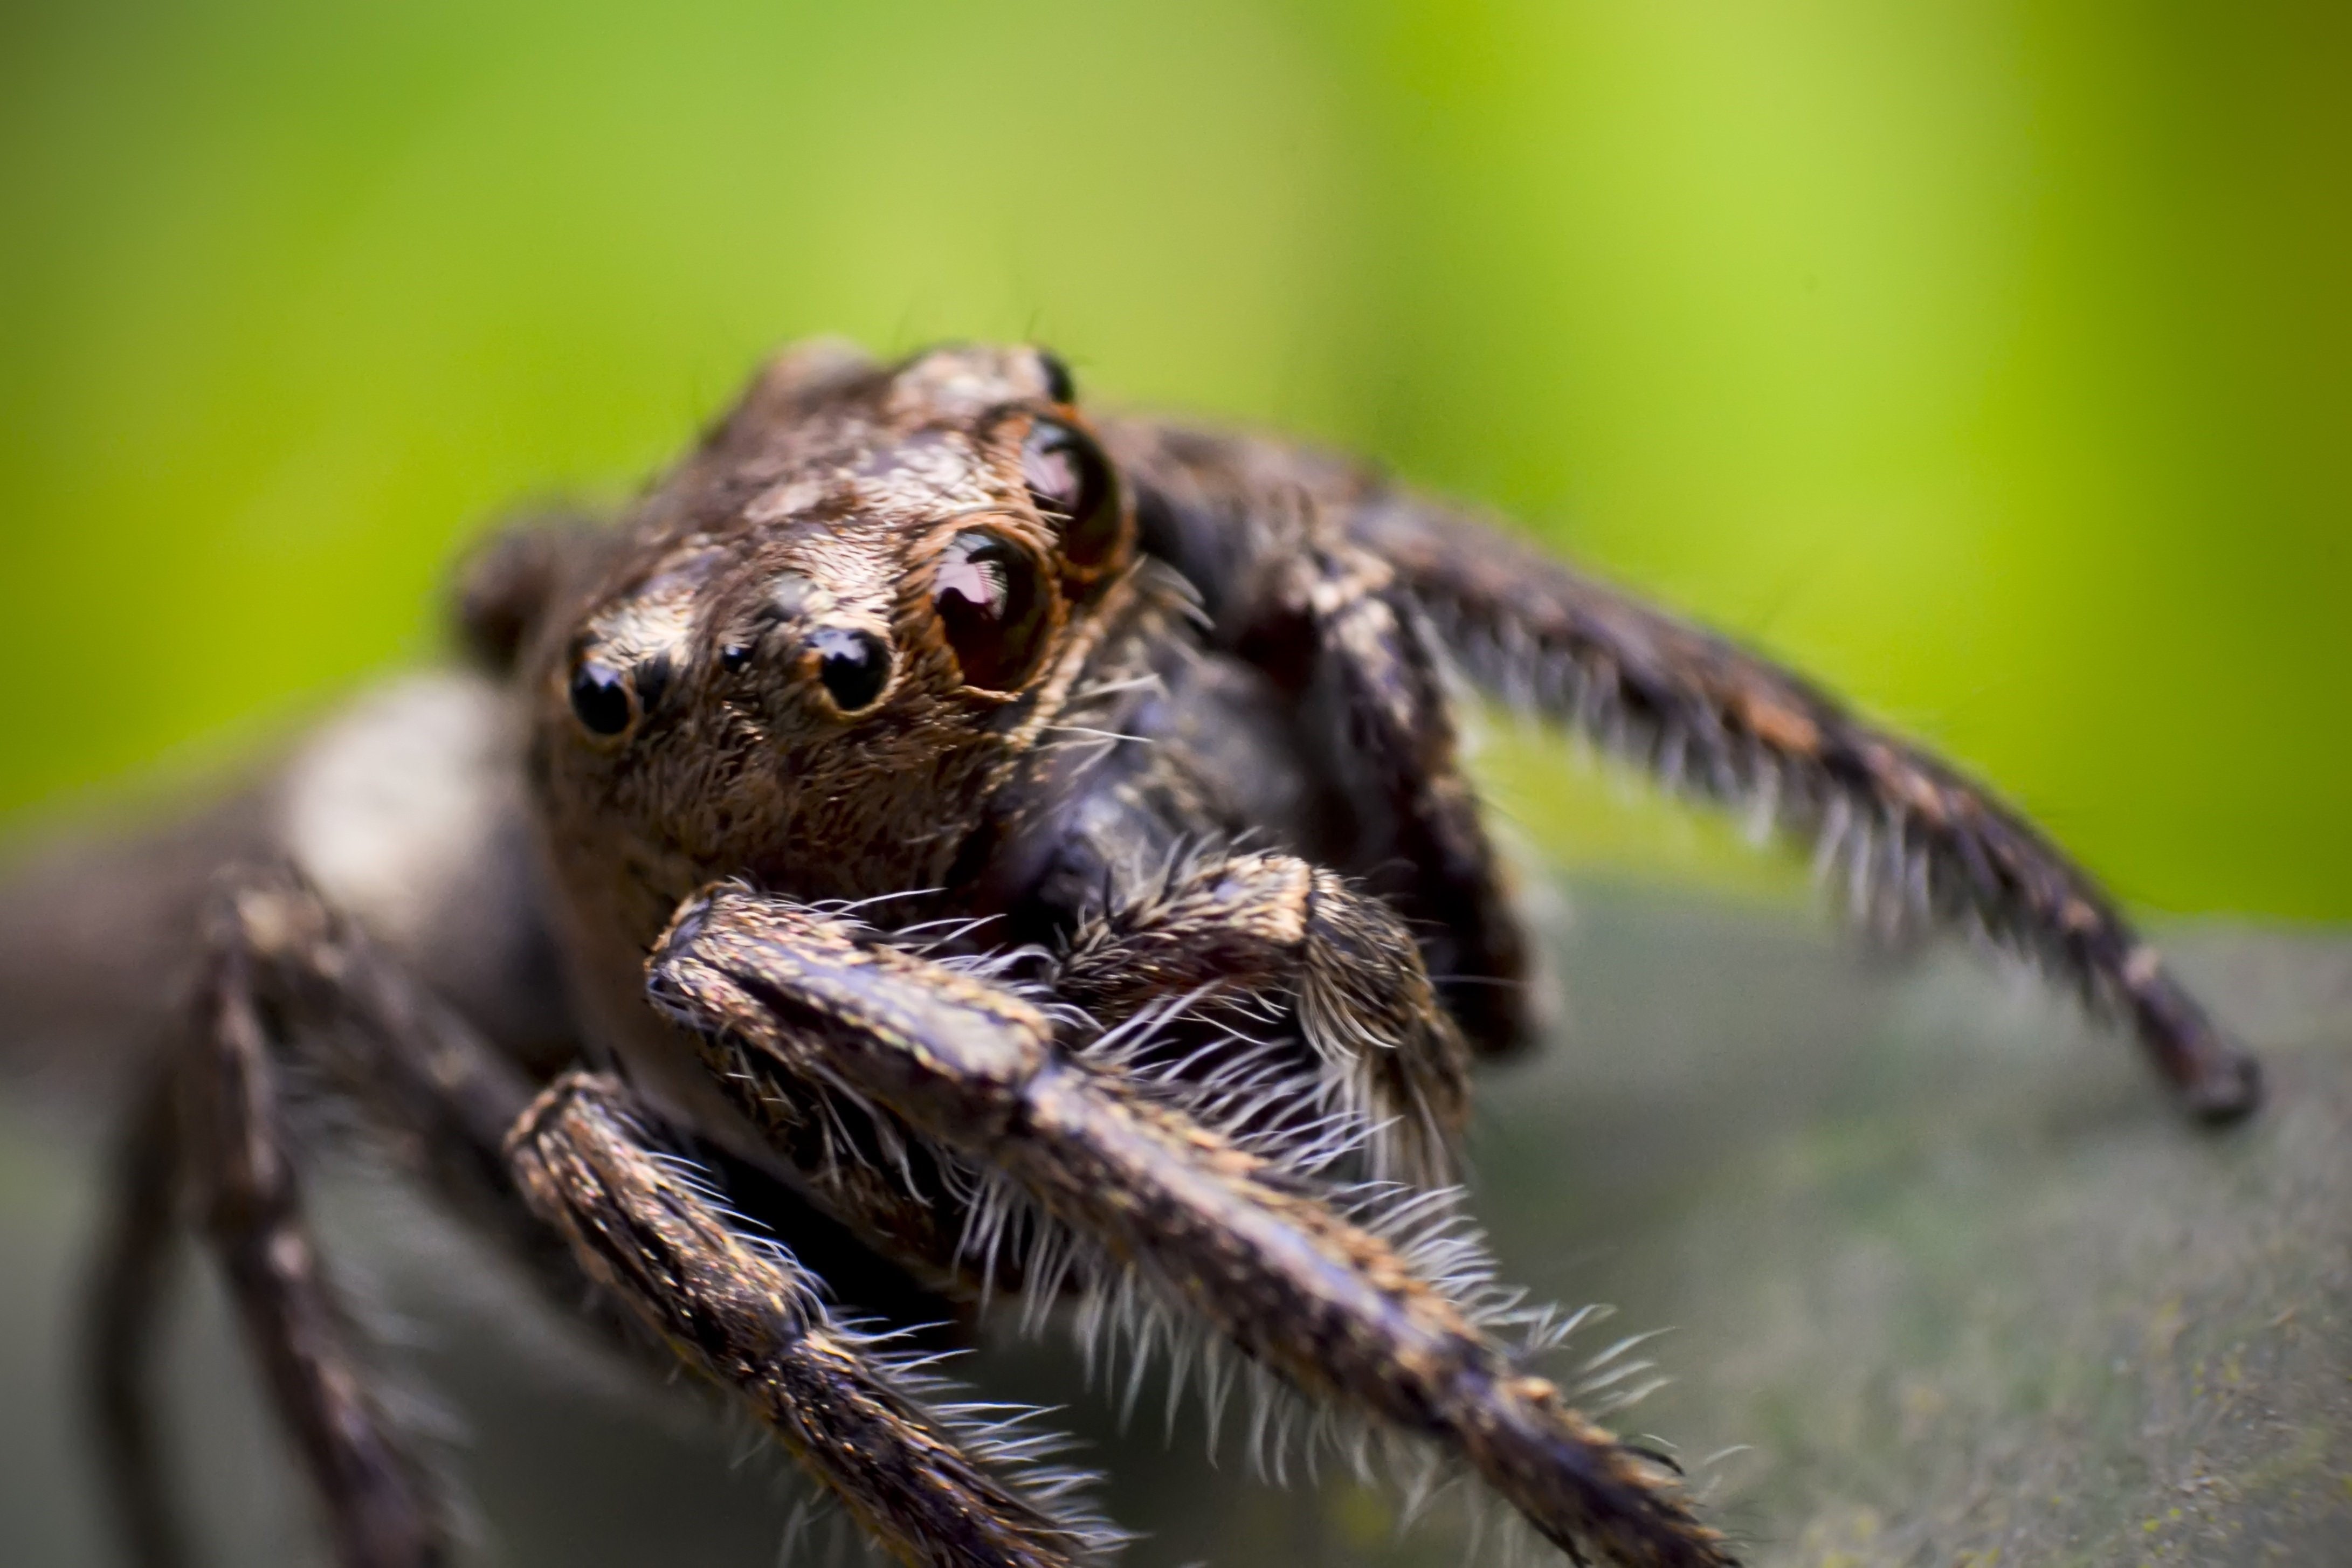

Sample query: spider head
[505,341,1137,931]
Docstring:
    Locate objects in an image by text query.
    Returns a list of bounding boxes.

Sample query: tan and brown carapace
[73,339,2256,1568]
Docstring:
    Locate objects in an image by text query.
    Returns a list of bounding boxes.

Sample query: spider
[74,339,2261,1568]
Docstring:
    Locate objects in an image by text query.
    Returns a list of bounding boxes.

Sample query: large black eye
[932,530,1049,691]
[568,661,634,737]
[809,626,893,714]
[1021,418,1121,575]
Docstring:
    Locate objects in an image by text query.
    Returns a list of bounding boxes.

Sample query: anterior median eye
[809,626,893,714]
[932,530,1048,691]
[1021,418,1121,575]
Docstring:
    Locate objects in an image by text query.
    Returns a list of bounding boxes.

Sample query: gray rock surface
[1,883,2344,1566]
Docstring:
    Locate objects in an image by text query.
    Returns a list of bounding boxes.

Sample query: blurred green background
[2,0,2346,917]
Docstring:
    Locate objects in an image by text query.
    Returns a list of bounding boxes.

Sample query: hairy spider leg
[1054,848,1473,1185]
[509,1074,1118,1568]
[649,886,1735,1568]
[1109,418,2260,1119]
[162,873,466,1568]
[1109,429,1540,1059]
[86,862,591,1568]
[85,864,1076,1568]
[1347,487,2261,1118]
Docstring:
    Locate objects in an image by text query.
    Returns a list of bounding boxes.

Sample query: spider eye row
[564,401,1123,742]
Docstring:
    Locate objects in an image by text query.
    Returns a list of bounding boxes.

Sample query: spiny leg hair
[1211,485,1539,1059]
[1346,489,2258,1117]
[649,883,1735,1568]
[506,1072,1121,1568]
[1053,847,1472,1185]
[1287,532,1537,1059]
[86,865,1031,1568]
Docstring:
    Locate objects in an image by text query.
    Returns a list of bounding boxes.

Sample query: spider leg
[84,1069,192,1568]
[84,861,594,1568]
[1348,489,2261,1118]
[87,862,1024,1567]
[1279,517,1541,1058]
[507,1072,1118,1568]
[1108,418,2259,1120]
[1054,848,1472,1183]
[650,885,1735,1568]
[165,873,468,1568]
[1126,457,1538,1058]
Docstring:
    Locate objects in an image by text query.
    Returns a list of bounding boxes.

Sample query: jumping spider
[80,340,2260,1568]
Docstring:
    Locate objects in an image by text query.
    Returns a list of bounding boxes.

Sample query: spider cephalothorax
[80,339,2258,1568]
[528,343,1134,931]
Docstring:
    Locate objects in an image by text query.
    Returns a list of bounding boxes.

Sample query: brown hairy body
[48,340,2257,1568]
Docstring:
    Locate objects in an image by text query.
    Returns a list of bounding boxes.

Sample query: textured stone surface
[1,884,2345,1566]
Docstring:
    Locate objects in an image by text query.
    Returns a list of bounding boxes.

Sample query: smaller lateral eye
[568,660,634,737]
[932,530,1049,692]
[1021,418,1121,575]
[1036,349,1076,405]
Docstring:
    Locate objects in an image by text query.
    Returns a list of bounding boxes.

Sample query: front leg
[650,885,1734,1568]
[505,1073,1116,1568]
[89,862,1098,1568]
